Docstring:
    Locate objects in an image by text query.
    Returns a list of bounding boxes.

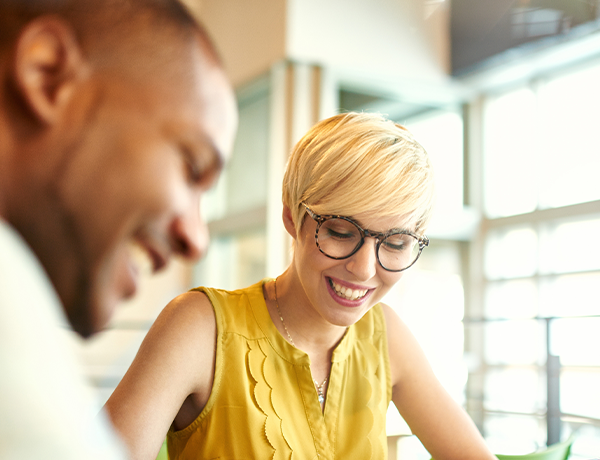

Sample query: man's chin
[61,246,141,338]
[66,306,100,338]
[64,293,118,338]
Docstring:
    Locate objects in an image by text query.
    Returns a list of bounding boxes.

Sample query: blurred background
[68,1,600,458]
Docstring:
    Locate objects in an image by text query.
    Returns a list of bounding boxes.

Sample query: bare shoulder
[379,302,431,388]
[113,289,217,394]
[379,302,417,348]
[152,290,216,341]
[379,302,402,328]
[138,290,216,362]
[159,289,214,322]
[105,290,217,458]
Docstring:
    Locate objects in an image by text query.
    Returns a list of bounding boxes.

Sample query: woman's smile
[326,276,375,305]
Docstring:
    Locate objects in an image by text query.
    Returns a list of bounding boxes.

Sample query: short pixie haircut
[282,112,435,236]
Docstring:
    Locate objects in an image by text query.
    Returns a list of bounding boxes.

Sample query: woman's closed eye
[381,241,405,252]
[381,235,413,252]
[325,228,356,240]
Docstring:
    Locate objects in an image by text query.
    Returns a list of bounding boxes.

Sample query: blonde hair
[282,112,435,236]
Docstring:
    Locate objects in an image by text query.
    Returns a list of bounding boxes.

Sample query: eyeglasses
[303,204,429,272]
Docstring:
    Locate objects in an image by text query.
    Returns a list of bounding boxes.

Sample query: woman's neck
[265,270,348,356]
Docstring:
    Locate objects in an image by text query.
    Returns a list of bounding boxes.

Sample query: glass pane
[484,368,546,413]
[394,434,431,460]
[484,279,537,319]
[484,413,546,455]
[484,320,546,365]
[538,64,600,208]
[483,62,600,215]
[485,226,538,279]
[225,94,269,214]
[405,111,464,214]
[550,317,600,366]
[193,229,266,291]
[539,272,600,318]
[483,88,538,218]
[539,218,600,274]
[386,402,411,436]
[561,369,600,419]
[563,423,600,460]
[203,91,269,221]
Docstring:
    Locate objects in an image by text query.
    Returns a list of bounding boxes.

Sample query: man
[0,0,237,458]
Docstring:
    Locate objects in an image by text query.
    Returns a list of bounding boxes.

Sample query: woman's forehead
[345,210,418,233]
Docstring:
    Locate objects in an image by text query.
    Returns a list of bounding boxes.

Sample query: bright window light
[483,88,538,218]
[483,320,546,366]
[539,218,600,274]
[484,226,538,279]
[484,279,537,319]
[538,65,600,209]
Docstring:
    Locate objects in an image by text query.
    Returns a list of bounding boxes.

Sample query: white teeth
[330,280,368,301]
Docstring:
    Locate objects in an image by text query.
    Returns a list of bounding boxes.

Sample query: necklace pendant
[318,394,325,403]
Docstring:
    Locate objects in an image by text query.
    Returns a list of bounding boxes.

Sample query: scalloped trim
[248,341,294,458]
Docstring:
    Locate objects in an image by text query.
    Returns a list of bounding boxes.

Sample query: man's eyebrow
[166,119,225,173]
[184,135,225,177]
[207,139,225,172]
[201,140,226,183]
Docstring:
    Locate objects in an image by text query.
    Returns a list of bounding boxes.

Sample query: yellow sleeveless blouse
[167,279,392,459]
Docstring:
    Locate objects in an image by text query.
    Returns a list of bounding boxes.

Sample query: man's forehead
[131,25,236,169]
[161,69,236,171]
[190,61,237,164]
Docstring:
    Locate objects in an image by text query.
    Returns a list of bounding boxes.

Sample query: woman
[106,112,496,459]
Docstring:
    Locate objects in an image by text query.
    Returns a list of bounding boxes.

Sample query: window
[472,61,600,458]
[194,81,271,290]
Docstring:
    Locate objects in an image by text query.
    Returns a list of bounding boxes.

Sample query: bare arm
[382,304,497,460]
[105,291,217,460]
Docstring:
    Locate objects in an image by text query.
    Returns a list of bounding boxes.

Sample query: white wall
[287,0,450,83]
[192,0,451,88]
[193,0,288,87]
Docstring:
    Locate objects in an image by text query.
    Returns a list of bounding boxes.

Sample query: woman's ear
[11,16,87,126]
[282,205,297,240]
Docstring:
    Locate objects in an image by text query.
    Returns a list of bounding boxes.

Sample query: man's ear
[282,204,298,240]
[12,16,87,125]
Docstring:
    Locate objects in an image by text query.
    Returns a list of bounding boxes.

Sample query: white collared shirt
[0,220,127,460]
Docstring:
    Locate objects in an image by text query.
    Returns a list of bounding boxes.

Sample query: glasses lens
[378,233,421,271]
[317,218,362,258]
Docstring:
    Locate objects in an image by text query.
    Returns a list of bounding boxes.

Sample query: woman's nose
[344,238,378,281]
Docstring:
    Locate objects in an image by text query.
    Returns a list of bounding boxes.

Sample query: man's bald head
[0,0,237,337]
[0,0,221,71]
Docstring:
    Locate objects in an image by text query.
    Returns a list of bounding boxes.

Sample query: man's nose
[170,203,208,261]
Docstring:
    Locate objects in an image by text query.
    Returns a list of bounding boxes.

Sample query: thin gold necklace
[274,278,328,403]
[273,277,296,347]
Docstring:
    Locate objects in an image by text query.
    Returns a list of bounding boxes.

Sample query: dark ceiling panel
[451,0,600,75]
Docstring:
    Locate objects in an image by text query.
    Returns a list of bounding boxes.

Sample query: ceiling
[451,0,600,75]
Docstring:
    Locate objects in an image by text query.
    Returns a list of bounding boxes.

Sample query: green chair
[431,434,574,460]
[155,439,168,460]
[495,435,574,460]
